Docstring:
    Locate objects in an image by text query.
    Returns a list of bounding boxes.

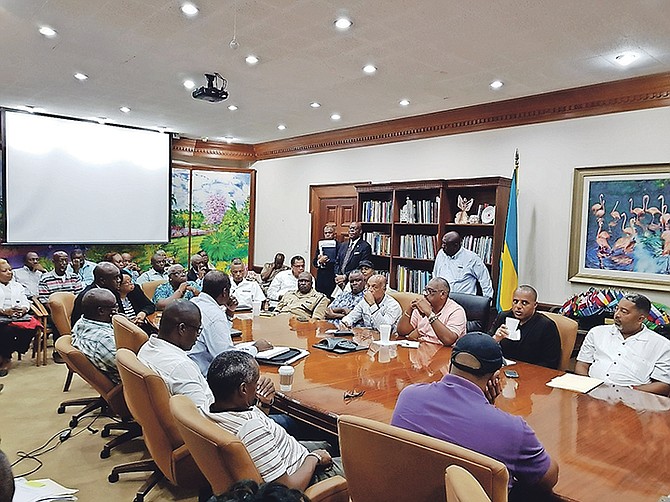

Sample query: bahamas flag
[497,152,519,311]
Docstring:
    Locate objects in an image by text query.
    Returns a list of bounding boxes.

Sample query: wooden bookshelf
[356,177,510,294]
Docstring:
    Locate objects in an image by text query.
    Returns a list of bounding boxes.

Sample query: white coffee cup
[278,365,294,391]
[379,324,392,344]
[252,300,262,317]
[505,317,521,341]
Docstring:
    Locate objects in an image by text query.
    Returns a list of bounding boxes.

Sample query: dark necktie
[342,242,354,273]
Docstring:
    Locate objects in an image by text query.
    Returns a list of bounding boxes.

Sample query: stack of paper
[13,477,78,502]
[546,373,603,393]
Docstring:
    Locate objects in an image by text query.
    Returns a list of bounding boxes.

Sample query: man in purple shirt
[391,332,558,499]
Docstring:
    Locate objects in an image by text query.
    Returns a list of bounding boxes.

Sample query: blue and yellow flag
[497,151,519,311]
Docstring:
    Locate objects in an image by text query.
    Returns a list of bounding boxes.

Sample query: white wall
[254,107,670,306]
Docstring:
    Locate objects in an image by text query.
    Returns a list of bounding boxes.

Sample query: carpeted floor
[0,352,200,501]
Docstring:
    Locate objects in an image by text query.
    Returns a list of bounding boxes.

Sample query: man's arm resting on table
[430,318,459,347]
[396,310,415,337]
[574,361,590,376]
[633,380,670,396]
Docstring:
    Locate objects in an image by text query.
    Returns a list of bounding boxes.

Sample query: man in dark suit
[313,224,339,297]
[334,222,372,289]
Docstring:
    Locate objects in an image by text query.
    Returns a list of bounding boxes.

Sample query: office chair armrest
[305,475,348,502]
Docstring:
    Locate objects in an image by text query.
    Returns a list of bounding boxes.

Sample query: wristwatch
[428,313,439,324]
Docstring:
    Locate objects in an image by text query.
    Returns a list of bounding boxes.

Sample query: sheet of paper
[256,346,291,359]
[12,477,78,502]
[546,373,603,393]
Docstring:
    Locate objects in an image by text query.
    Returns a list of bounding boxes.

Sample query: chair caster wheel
[101,429,110,438]
[100,448,110,459]
[108,472,119,483]
[134,495,144,502]
[69,418,78,427]
[57,406,65,414]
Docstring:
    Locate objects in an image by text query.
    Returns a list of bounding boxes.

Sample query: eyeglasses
[343,389,365,401]
[182,323,203,335]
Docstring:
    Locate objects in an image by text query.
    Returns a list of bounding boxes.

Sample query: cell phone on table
[504,370,519,378]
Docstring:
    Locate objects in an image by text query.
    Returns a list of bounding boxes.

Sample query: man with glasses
[267,255,305,307]
[397,277,466,346]
[138,299,214,408]
[188,270,271,376]
[71,289,121,383]
[136,252,168,285]
[152,264,200,310]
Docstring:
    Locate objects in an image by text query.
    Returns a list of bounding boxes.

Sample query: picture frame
[569,164,670,291]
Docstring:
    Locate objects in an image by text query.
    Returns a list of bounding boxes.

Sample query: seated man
[259,253,289,291]
[576,293,670,395]
[152,264,200,310]
[267,255,305,305]
[138,299,213,407]
[12,251,45,298]
[333,259,375,298]
[71,289,120,384]
[341,274,401,331]
[392,333,559,497]
[396,277,466,346]
[122,252,141,282]
[67,248,97,286]
[71,262,121,326]
[205,351,342,491]
[188,270,271,376]
[490,285,561,369]
[275,272,329,320]
[136,252,168,285]
[186,253,206,283]
[325,269,365,325]
[229,258,266,310]
[433,232,493,298]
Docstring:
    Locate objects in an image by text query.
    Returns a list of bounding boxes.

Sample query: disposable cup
[252,300,262,317]
[278,365,294,391]
[505,317,521,341]
[379,324,392,344]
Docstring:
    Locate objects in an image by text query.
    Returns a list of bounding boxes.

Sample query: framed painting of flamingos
[569,164,670,291]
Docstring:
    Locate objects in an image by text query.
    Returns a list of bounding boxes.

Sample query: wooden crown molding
[172,137,256,161]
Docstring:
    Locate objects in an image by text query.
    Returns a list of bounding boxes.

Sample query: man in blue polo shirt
[391,332,558,499]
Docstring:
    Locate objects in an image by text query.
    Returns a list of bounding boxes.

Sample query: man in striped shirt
[205,351,341,491]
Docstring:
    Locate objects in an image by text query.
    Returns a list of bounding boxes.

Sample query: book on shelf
[363,232,391,256]
[361,200,392,223]
[461,235,493,265]
[399,234,438,260]
[399,196,440,224]
[396,265,432,293]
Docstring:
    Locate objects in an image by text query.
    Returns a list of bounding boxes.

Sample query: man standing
[188,270,271,376]
[313,224,338,297]
[275,272,330,320]
[12,251,45,298]
[67,248,97,286]
[136,252,168,285]
[152,264,200,310]
[138,300,213,408]
[267,256,305,305]
[229,258,266,310]
[325,269,366,324]
[576,293,670,395]
[490,285,561,369]
[433,231,493,298]
[397,277,466,346]
[71,289,120,384]
[392,333,559,497]
[334,222,372,289]
[341,274,401,331]
[71,262,121,327]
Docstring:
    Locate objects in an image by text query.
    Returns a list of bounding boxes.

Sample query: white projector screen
[3,110,170,244]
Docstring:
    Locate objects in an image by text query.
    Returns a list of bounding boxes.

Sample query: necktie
[342,242,354,273]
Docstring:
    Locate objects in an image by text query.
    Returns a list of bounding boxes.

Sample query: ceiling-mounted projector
[192,73,229,102]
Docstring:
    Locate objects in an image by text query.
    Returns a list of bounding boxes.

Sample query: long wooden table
[233,314,670,502]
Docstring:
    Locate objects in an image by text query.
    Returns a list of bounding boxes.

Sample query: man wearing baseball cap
[391,332,558,499]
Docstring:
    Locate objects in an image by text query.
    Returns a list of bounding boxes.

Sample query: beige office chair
[112,314,149,354]
[543,312,578,371]
[30,299,49,366]
[445,465,492,502]
[338,415,508,502]
[111,348,207,502]
[388,291,422,316]
[170,395,349,502]
[139,280,166,303]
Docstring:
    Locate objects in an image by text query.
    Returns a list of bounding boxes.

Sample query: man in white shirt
[341,274,402,331]
[576,293,670,396]
[432,231,493,298]
[229,258,266,310]
[267,255,305,305]
[137,299,213,408]
[12,252,44,298]
[136,253,168,285]
[188,270,271,376]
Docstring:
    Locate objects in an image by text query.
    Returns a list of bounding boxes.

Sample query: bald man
[341,274,402,331]
[71,261,121,327]
[275,272,330,319]
[433,232,493,298]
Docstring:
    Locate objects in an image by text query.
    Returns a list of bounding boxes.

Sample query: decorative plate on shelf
[481,205,495,224]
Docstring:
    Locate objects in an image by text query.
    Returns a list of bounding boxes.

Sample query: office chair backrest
[449,292,491,332]
[54,335,131,420]
[338,415,508,502]
[542,312,578,371]
[140,280,166,302]
[388,292,422,317]
[112,314,149,354]
[48,292,76,336]
[445,465,492,502]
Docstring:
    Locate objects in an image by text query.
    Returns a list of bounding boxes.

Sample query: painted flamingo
[629,197,645,221]
[591,194,605,217]
[645,194,662,223]
[659,196,670,228]
[613,213,636,254]
[596,220,611,252]
[609,200,621,227]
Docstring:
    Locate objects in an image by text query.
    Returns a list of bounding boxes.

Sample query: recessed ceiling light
[490,80,504,90]
[334,17,352,30]
[227,104,238,111]
[38,26,57,37]
[180,3,199,16]
[120,106,131,113]
[73,72,88,81]
[277,124,286,130]
[95,117,107,124]
[363,64,377,74]
[330,113,341,121]
[245,55,259,65]
[310,102,321,108]
[183,79,195,90]
[399,99,410,107]
[615,51,639,67]
[223,136,235,143]
[17,105,45,113]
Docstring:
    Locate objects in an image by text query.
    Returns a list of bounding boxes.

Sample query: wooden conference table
[232,314,670,502]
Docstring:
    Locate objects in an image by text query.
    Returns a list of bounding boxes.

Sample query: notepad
[13,477,78,502]
[256,347,291,359]
[546,373,603,393]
